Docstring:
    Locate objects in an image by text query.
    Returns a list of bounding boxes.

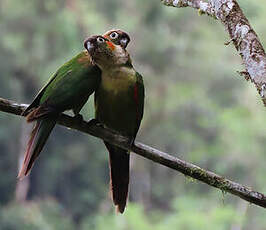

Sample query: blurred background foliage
[0,0,266,229]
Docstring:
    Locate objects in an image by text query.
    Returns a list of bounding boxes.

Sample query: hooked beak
[120,38,128,48]
[86,41,94,52]
[84,40,96,64]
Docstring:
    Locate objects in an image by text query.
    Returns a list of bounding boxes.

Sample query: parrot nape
[84,35,144,213]
[18,29,131,180]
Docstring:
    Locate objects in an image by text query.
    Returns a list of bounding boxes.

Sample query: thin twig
[0,97,265,208]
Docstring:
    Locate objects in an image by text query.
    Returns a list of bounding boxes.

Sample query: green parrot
[84,35,144,213]
[18,30,131,180]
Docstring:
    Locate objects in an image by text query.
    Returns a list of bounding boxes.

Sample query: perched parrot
[18,30,131,180]
[84,35,144,213]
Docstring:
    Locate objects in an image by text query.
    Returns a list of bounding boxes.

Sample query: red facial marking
[106,41,115,51]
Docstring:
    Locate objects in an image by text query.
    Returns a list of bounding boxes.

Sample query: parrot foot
[87,119,103,128]
[74,114,84,123]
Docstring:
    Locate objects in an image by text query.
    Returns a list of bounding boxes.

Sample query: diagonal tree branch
[0,97,265,208]
[161,0,266,105]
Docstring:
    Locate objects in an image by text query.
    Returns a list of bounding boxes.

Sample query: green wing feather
[22,71,59,115]
[23,50,101,116]
[134,72,145,137]
[19,50,101,179]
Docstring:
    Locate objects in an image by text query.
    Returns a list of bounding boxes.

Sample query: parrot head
[103,29,130,49]
[84,35,130,69]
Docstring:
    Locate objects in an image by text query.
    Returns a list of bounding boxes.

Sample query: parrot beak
[86,41,94,52]
[84,38,97,64]
[120,38,128,48]
[84,36,97,54]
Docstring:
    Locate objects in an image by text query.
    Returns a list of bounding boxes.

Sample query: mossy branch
[0,97,265,208]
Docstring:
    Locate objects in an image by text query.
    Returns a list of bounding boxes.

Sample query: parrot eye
[110,32,119,39]
[97,37,105,43]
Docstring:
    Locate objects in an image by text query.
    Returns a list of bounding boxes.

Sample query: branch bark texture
[0,97,265,208]
[162,0,266,105]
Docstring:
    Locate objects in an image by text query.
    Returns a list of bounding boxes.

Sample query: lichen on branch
[162,0,266,105]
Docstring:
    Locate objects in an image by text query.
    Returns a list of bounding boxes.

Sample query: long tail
[18,118,56,180]
[104,142,130,213]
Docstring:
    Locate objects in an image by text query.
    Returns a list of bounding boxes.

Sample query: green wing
[134,71,145,137]
[23,51,101,115]
[22,71,58,115]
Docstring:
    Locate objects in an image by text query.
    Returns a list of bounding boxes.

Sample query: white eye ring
[110,32,119,39]
[97,37,105,43]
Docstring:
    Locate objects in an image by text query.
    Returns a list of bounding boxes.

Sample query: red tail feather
[18,118,56,180]
[26,106,53,123]
[18,121,41,179]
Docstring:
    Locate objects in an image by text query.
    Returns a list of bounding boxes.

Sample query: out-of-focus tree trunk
[130,155,152,209]
[14,68,38,203]
[230,200,248,230]
[15,122,31,202]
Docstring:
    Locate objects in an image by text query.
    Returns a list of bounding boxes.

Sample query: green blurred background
[0,0,265,229]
